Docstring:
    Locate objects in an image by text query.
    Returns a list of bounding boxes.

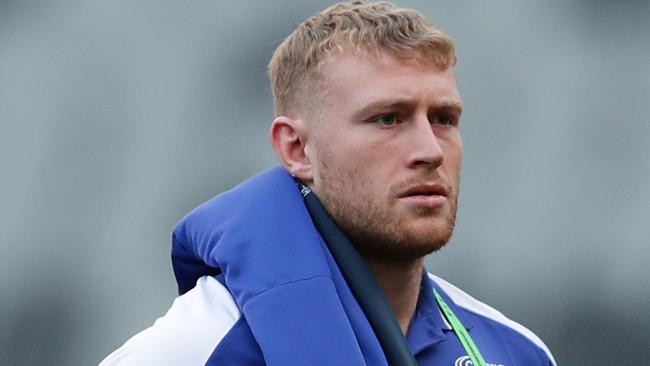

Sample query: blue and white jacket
[100,167,556,366]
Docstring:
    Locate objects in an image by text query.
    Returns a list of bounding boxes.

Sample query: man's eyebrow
[353,97,463,118]
[356,98,414,114]
[433,100,463,114]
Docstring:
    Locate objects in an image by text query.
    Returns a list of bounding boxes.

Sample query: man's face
[306,51,463,262]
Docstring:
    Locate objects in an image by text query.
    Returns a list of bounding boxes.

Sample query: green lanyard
[433,288,487,366]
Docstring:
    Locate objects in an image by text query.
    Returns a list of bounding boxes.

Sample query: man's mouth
[399,184,448,198]
[398,184,448,208]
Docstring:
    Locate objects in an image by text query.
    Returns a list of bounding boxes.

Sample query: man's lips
[398,184,448,198]
[398,184,448,208]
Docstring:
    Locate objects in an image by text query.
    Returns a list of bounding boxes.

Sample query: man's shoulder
[428,273,556,365]
[99,277,240,366]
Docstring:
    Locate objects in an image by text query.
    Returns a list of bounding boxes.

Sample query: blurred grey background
[1,1,648,365]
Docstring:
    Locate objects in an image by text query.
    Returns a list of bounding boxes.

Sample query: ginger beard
[313,144,459,263]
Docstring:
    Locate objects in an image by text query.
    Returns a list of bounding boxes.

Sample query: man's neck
[365,257,425,335]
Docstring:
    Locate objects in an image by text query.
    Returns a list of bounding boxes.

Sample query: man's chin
[354,239,449,263]
[350,227,453,263]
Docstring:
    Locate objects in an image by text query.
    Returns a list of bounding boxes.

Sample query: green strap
[433,288,487,366]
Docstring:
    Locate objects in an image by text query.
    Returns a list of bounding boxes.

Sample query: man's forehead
[318,51,461,108]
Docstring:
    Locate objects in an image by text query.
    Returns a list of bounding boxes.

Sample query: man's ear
[269,116,314,182]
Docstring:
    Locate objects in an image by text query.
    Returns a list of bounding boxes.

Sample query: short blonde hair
[268,0,457,117]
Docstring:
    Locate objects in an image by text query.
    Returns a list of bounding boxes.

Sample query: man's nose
[406,117,444,169]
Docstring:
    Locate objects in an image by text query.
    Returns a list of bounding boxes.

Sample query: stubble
[314,146,459,262]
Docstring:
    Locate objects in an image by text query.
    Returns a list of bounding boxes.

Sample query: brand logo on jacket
[454,356,504,366]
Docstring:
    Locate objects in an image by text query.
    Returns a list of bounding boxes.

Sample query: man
[101,1,556,365]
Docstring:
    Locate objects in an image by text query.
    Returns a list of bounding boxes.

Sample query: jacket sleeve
[98,276,241,366]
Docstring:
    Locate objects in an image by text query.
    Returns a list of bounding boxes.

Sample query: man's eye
[374,114,399,126]
[431,114,455,126]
